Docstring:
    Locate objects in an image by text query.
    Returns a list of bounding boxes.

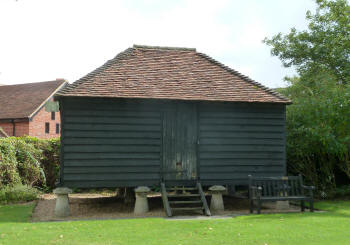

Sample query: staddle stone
[53,187,72,217]
[209,185,226,212]
[134,186,151,214]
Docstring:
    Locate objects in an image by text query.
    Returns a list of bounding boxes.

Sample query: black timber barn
[55,45,291,189]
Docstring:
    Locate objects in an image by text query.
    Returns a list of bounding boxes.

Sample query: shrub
[13,138,46,187]
[21,137,60,189]
[0,137,60,190]
[0,139,21,188]
[333,185,350,199]
[0,184,40,204]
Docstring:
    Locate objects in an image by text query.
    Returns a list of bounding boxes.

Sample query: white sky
[0,0,315,88]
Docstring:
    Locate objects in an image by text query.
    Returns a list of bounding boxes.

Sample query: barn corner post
[276,104,289,210]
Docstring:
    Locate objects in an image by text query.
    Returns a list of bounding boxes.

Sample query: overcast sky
[0,0,315,88]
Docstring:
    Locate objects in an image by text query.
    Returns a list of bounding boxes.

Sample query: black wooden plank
[199,103,284,112]
[65,116,161,125]
[64,159,160,167]
[64,99,166,111]
[65,123,161,131]
[200,125,283,132]
[64,138,161,145]
[199,112,284,119]
[64,173,160,181]
[199,145,284,152]
[200,172,285,180]
[65,110,161,118]
[63,180,159,188]
[200,165,284,172]
[200,118,284,125]
[199,152,284,159]
[199,159,283,166]
[64,131,160,138]
[200,138,283,145]
[64,152,160,160]
[200,131,283,139]
[64,166,160,174]
[63,145,160,153]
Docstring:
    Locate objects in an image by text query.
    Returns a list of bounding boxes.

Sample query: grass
[0,201,349,245]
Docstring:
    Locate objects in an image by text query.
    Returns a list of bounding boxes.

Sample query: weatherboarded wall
[59,98,163,188]
[58,97,286,188]
[197,102,286,186]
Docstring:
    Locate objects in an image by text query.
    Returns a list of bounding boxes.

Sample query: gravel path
[32,193,302,222]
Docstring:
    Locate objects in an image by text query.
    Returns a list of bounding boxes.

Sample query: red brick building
[0,80,67,138]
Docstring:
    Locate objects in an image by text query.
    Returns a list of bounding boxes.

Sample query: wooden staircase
[160,182,211,217]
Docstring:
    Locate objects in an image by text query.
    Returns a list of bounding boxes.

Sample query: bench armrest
[249,186,262,199]
[302,185,315,197]
[302,185,315,190]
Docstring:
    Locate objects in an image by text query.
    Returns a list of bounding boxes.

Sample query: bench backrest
[248,175,304,197]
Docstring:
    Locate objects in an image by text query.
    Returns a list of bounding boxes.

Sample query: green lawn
[0,201,349,245]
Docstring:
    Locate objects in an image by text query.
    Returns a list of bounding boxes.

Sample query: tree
[265,0,350,194]
[264,0,350,85]
[278,75,350,193]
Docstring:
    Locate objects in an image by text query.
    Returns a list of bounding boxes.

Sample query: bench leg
[310,200,314,212]
[301,200,305,212]
[257,200,261,214]
[249,200,254,214]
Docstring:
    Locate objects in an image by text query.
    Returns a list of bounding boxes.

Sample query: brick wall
[0,121,29,136]
[29,104,61,139]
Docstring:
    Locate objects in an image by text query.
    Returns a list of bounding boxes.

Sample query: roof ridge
[0,79,66,87]
[196,52,291,103]
[133,44,196,52]
[56,48,134,96]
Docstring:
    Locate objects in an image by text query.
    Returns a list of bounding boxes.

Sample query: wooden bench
[248,175,315,214]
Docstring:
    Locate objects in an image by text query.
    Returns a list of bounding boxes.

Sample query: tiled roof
[0,80,67,120]
[57,45,290,103]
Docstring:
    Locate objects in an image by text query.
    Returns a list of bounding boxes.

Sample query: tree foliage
[266,0,350,194]
[278,75,350,192]
[264,0,350,84]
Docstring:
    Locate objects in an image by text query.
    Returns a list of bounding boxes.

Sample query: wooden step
[169,200,202,204]
[172,207,204,211]
[167,194,200,198]
[160,182,211,217]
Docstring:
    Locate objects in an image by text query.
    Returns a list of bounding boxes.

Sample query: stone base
[276,200,290,210]
[134,186,150,215]
[209,185,226,212]
[53,187,72,217]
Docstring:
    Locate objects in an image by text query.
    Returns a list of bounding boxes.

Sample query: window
[51,112,55,120]
[45,122,50,134]
[56,123,60,134]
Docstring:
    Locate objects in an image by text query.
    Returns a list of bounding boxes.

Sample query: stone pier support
[134,186,151,215]
[53,187,72,217]
[209,185,226,212]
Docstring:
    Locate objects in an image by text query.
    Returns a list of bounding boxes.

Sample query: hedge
[0,136,60,191]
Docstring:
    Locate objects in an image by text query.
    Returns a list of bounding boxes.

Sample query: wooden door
[162,102,197,182]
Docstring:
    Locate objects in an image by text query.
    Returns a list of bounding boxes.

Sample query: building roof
[0,80,67,120]
[56,45,290,104]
